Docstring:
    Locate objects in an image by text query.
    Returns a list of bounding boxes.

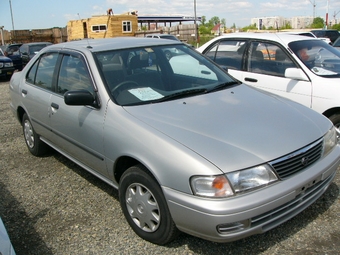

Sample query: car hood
[124,85,331,172]
[0,56,12,62]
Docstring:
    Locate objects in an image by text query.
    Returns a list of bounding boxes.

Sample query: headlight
[4,62,13,67]
[191,164,278,198]
[226,165,278,193]
[0,63,3,68]
[323,126,337,157]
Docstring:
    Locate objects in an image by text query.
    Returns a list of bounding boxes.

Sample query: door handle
[244,77,258,83]
[21,89,27,95]
[51,102,59,109]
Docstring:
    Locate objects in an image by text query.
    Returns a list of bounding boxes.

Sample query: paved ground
[0,78,339,255]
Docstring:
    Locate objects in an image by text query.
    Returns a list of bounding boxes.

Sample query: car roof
[206,32,319,45]
[44,37,182,53]
[20,42,52,46]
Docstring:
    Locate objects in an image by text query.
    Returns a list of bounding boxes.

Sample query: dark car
[1,43,23,71]
[311,29,340,44]
[19,42,52,67]
[333,36,340,50]
[0,49,15,79]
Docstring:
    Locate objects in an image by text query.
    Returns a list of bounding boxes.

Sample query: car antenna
[78,13,93,49]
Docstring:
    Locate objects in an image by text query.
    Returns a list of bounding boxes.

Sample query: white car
[281,31,332,44]
[197,33,340,128]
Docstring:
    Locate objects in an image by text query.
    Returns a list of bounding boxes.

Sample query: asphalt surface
[0,78,339,255]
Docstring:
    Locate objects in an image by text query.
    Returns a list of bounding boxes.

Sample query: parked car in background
[145,34,180,41]
[197,33,340,128]
[310,29,340,44]
[1,43,23,71]
[333,36,340,50]
[0,49,15,79]
[281,31,331,44]
[0,216,16,255]
[19,42,52,67]
[145,34,181,60]
[9,37,340,245]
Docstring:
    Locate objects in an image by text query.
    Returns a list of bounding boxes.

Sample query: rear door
[19,52,59,139]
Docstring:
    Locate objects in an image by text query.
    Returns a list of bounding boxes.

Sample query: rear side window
[204,39,246,70]
[26,52,59,90]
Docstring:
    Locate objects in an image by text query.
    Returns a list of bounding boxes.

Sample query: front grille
[269,138,323,179]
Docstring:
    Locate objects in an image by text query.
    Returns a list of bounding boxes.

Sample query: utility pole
[9,0,15,40]
[194,0,198,48]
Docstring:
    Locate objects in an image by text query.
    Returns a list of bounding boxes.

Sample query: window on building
[92,25,107,32]
[122,21,132,33]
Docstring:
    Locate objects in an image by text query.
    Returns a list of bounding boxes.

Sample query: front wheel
[119,165,179,245]
[22,113,48,156]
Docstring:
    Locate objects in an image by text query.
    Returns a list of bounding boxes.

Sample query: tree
[201,16,206,26]
[210,16,220,26]
[311,17,324,28]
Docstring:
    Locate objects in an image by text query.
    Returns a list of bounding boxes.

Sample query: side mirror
[284,68,309,81]
[64,90,98,107]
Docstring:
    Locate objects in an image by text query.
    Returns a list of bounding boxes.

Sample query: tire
[22,113,48,156]
[119,165,179,245]
[329,113,340,130]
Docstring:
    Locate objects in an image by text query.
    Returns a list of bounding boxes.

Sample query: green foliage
[311,17,324,28]
[331,24,340,31]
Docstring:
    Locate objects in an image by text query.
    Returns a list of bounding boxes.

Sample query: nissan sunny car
[9,37,340,245]
[197,33,340,129]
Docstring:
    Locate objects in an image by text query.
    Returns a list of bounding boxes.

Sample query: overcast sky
[1,0,339,30]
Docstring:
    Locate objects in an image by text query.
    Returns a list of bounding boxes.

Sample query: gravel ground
[0,77,339,255]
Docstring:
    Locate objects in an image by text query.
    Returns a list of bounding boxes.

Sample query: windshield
[289,40,340,77]
[94,44,236,106]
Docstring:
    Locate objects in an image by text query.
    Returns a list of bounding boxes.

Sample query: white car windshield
[289,40,340,77]
[94,44,237,106]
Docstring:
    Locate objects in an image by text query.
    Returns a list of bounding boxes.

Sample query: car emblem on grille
[301,157,310,166]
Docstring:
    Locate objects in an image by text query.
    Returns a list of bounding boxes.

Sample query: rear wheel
[119,164,179,245]
[22,113,48,156]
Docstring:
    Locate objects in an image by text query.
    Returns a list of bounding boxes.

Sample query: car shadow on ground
[0,181,54,255]
[52,150,339,253]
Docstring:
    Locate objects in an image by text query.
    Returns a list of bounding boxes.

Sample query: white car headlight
[226,165,278,193]
[323,126,337,157]
[191,164,278,198]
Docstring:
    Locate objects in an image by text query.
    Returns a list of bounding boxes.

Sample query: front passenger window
[57,55,94,95]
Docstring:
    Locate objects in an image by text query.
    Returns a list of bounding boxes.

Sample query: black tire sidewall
[119,165,177,245]
[22,113,46,156]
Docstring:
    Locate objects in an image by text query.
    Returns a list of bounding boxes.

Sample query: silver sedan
[9,37,340,245]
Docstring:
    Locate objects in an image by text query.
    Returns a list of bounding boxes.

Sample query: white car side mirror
[285,68,309,81]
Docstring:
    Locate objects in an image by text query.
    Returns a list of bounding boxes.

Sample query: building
[251,16,315,30]
[67,14,138,41]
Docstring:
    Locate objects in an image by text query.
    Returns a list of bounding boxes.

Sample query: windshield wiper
[155,88,207,102]
[207,81,240,93]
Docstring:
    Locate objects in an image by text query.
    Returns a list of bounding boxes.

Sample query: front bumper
[163,145,340,243]
[0,67,15,77]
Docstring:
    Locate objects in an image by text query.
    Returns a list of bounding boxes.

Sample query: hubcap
[24,120,35,149]
[125,183,160,232]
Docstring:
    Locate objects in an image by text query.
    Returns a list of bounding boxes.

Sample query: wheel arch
[17,106,27,125]
[113,156,156,185]
[323,107,340,119]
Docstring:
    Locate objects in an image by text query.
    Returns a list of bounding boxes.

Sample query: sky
[1,0,340,31]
